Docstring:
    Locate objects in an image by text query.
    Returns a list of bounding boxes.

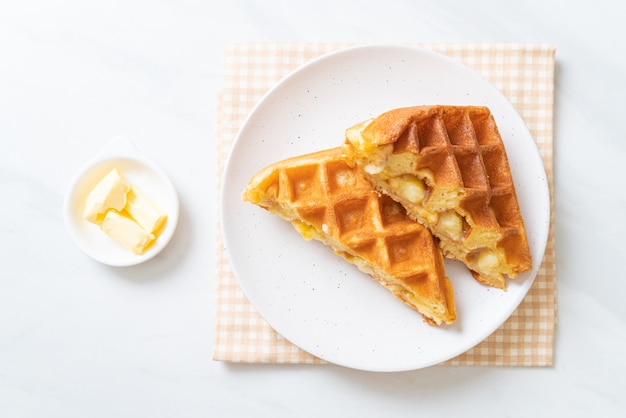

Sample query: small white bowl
[63,137,179,266]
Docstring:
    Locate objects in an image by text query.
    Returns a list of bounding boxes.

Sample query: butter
[83,168,131,223]
[83,167,167,255]
[100,210,155,254]
[125,185,167,233]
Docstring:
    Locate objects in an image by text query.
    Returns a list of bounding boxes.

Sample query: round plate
[64,137,179,266]
[221,45,550,371]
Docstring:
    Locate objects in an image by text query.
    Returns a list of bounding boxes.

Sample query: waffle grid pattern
[397,107,522,228]
[247,150,449,319]
[366,105,531,288]
[214,43,556,366]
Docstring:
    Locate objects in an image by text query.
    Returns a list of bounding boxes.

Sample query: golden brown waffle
[343,106,532,290]
[242,147,456,325]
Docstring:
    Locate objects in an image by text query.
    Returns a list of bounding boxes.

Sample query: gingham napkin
[214,43,556,366]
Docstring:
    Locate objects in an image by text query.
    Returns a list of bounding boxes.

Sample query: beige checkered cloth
[214,43,556,367]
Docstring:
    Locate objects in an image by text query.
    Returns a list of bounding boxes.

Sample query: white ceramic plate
[64,137,179,266]
[221,45,550,371]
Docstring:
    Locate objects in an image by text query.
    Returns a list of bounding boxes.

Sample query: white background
[1,1,625,416]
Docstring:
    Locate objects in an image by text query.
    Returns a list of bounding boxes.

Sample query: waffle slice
[343,106,532,290]
[242,147,456,325]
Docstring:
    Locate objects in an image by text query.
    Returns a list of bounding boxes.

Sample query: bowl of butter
[63,137,179,266]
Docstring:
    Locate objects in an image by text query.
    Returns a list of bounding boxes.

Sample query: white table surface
[2,1,625,416]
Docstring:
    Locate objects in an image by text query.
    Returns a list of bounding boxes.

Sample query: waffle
[242,147,456,325]
[343,106,532,290]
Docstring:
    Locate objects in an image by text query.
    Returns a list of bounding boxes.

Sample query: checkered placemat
[214,43,556,366]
